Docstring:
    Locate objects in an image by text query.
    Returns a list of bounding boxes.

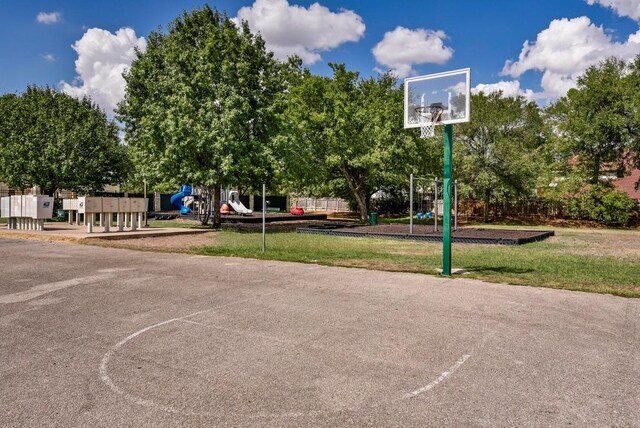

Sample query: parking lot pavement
[1,238,638,427]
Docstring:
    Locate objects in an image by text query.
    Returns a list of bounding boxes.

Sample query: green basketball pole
[442,124,453,276]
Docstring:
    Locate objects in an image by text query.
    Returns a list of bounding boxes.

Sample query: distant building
[614,168,640,201]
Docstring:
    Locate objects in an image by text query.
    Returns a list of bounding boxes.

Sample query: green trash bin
[368,211,378,225]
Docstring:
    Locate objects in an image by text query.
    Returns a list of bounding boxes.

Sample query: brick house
[614,168,640,201]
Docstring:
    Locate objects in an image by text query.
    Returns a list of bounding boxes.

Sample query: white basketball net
[418,114,436,138]
[416,107,443,139]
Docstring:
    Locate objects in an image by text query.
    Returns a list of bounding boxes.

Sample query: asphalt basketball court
[0,238,638,426]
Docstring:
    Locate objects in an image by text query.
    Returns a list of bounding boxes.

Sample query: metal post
[262,183,266,253]
[143,179,148,227]
[454,179,458,231]
[409,173,414,235]
[434,178,438,233]
[442,124,453,276]
[131,212,137,231]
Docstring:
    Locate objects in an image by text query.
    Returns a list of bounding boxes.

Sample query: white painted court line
[0,269,134,304]
[99,317,184,414]
[100,289,476,417]
[405,354,471,398]
[99,290,287,416]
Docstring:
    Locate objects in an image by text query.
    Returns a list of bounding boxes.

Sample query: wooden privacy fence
[458,198,566,220]
[290,197,351,213]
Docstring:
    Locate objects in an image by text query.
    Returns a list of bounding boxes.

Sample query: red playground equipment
[290,207,304,215]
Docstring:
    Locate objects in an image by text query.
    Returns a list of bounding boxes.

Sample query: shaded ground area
[151,211,328,223]
[220,212,327,223]
[0,239,638,426]
[222,219,354,233]
[299,223,554,245]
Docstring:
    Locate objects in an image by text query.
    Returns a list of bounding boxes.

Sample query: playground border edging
[295,227,555,245]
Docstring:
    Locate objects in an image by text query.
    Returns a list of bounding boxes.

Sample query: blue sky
[2,0,640,113]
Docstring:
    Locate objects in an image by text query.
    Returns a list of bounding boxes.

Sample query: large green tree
[455,92,546,222]
[281,63,436,223]
[0,86,129,195]
[551,57,636,183]
[625,55,640,170]
[118,5,288,226]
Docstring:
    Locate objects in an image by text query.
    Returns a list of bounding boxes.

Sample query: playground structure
[170,185,212,222]
[1,195,54,230]
[409,175,459,234]
[227,190,252,215]
[63,196,148,233]
[170,185,195,215]
[170,185,255,219]
[290,206,304,215]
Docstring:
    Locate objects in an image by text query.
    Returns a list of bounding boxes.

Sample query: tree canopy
[281,63,438,222]
[455,92,546,221]
[118,5,289,225]
[0,86,129,195]
[551,58,637,183]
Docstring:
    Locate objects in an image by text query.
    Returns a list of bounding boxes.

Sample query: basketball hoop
[415,104,445,139]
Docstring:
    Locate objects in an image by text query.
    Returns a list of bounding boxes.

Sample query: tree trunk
[41,186,56,196]
[483,191,490,223]
[200,188,211,226]
[340,165,368,223]
[590,156,601,184]
[212,183,221,229]
[354,191,368,224]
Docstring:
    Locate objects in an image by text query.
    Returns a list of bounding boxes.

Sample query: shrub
[565,185,637,226]
[599,190,638,226]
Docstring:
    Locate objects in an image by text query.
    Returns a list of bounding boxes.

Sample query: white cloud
[473,80,536,101]
[37,12,61,24]
[59,28,146,114]
[502,17,640,98]
[372,27,453,78]
[586,0,640,20]
[451,82,468,96]
[42,53,56,62]
[235,0,365,64]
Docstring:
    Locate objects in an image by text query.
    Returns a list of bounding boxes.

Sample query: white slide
[228,191,252,215]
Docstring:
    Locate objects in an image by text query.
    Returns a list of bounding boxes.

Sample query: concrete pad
[0,238,638,426]
[437,268,468,275]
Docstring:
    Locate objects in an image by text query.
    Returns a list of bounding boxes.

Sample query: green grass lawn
[194,228,640,298]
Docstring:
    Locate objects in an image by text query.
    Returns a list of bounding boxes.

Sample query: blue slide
[170,184,193,215]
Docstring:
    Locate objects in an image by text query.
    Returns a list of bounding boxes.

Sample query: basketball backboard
[404,68,471,128]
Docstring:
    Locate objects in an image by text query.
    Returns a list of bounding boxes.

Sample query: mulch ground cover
[222,220,354,233]
[297,223,554,245]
